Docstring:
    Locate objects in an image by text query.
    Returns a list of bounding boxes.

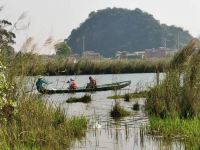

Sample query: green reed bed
[146,39,200,145]
[0,95,87,149]
[66,94,91,103]
[12,54,168,76]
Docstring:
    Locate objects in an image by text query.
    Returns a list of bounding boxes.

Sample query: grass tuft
[110,103,131,118]
[66,94,91,103]
[124,93,130,102]
[133,102,140,111]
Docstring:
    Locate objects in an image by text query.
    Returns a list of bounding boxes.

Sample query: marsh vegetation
[146,39,200,146]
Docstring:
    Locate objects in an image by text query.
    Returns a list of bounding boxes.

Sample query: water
[31,73,185,150]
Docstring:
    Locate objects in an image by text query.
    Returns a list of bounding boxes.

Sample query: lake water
[31,73,185,150]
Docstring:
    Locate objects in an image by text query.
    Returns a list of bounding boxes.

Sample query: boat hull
[38,80,131,94]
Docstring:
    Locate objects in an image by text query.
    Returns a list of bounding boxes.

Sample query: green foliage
[146,39,200,119]
[0,17,88,149]
[0,61,16,122]
[0,95,87,149]
[67,8,192,56]
[55,42,72,57]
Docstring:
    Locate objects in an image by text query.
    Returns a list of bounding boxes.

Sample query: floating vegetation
[133,102,140,111]
[66,94,92,103]
[124,93,130,102]
[110,103,131,118]
[108,91,148,99]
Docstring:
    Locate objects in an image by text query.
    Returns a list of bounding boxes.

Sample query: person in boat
[67,78,78,89]
[36,77,48,92]
[87,76,97,88]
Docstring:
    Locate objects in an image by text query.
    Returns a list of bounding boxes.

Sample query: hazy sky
[1,0,200,53]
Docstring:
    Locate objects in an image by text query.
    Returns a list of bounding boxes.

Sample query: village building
[115,51,145,60]
[82,50,101,59]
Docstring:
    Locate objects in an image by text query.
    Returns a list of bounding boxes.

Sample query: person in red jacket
[68,78,78,89]
[87,76,97,88]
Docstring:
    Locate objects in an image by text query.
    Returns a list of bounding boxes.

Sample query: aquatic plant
[66,94,92,103]
[110,103,131,118]
[124,93,130,102]
[133,102,140,111]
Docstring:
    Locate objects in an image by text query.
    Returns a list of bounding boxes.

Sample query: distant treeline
[10,54,168,76]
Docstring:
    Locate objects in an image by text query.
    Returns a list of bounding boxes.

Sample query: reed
[145,39,200,147]
[11,54,168,76]
[146,39,200,119]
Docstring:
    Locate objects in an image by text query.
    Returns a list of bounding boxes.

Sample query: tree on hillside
[55,42,72,57]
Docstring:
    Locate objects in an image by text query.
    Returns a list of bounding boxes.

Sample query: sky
[1,0,200,54]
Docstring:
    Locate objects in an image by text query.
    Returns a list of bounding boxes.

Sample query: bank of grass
[148,117,200,149]
[110,103,131,119]
[66,94,91,103]
[12,53,168,76]
[108,91,147,100]
[0,94,87,149]
[149,117,200,139]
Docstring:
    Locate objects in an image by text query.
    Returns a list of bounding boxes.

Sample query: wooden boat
[38,80,131,94]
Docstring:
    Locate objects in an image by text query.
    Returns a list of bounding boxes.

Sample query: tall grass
[145,39,200,147]
[0,94,87,149]
[146,39,200,119]
[11,54,168,76]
